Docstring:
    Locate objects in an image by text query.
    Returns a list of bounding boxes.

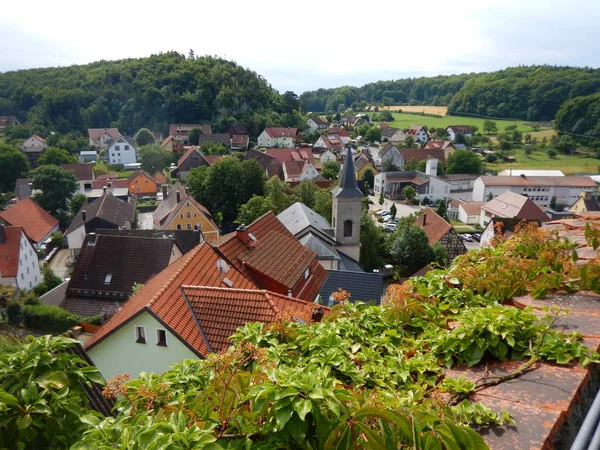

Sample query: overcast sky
[1,0,599,94]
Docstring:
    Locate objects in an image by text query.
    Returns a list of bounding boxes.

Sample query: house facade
[171,148,210,181]
[407,125,428,143]
[374,171,451,203]
[168,124,212,145]
[161,136,186,153]
[0,226,42,292]
[319,149,337,164]
[127,170,161,196]
[282,161,319,182]
[380,126,406,143]
[369,143,405,170]
[415,209,467,265]
[314,134,345,152]
[569,191,600,213]
[106,136,138,165]
[447,126,473,140]
[472,176,597,208]
[257,128,297,148]
[307,116,329,132]
[88,128,120,149]
[60,164,96,192]
[21,135,48,168]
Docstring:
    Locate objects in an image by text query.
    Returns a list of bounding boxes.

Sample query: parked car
[377,210,390,216]
[472,233,481,242]
[460,234,473,242]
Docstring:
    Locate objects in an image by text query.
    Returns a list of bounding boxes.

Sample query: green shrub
[78,314,104,325]
[24,293,41,306]
[23,305,78,333]
[107,163,124,171]
[6,302,23,326]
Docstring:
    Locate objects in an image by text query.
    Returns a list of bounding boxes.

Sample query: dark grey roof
[65,192,135,236]
[299,233,339,260]
[319,270,383,305]
[337,251,364,272]
[95,228,202,254]
[332,147,363,198]
[198,133,231,147]
[60,296,124,317]
[277,202,335,240]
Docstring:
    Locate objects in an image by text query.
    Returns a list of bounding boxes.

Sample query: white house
[0,225,42,292]
[106,136,138,165]
[446,126,473,141]
[374,171,451,203]
[498,169,565,177]
[282,160,319,182]
[438,174,479,192]
[307,116,329,132]
[369,143,405,170]
[88,128,120,149]
[257,128,297,148]
[319,149,337,164]
[380,126,406,143]
[314,134,345,153]
[472,176,597,209]
[457,201,484,225]
[407,125,428,144]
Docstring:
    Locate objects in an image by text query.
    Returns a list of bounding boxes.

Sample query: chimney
[520,174,526,178]
[0,224,5,244]
[103,186,107,193]
[82,210,87,222]
[422,213,427,226]
[162,185,168,198]
[176,190,181,203]
[236,224,250,245]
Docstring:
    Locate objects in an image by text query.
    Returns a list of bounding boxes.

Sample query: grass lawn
[488,149,600,175]
[383,112,547,134]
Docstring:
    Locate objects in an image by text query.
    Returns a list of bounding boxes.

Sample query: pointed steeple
[333,147,362,198]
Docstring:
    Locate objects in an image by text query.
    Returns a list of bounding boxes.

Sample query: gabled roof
[482,192,550,222]
[0,226,23,277]
[408,125,426,134]
[447,125,473,134]
[399,148,447,163]
[177,147,207,167]
[265,148,315,166]
[277,202,334,238]
[380,142,399,158]
[169,124,212,135]
[459,201,485,216]
[264,127,297,138]
[327,126,350,137]
[212,212,327,300]
[283,160,309,178]
[332,148,362,198]
[61,163,95,181]
[181,286,322,353]
[85,242,259,355]
[415,208,452,244]
[228,124,249,136]
[153,182,217,230]
[161,135,186,151]
[298,233,339,260]
[319,270,384,304]
[380,127,404,139]
[0,198,59,244]
[309,116,328,126]
[203,155,225,166]
[88,128,120,141]
[231,134,249,146]
[423,140,454,150]
[65,192,135,236]
[316,134,344,150]
[127,169,160,184]
[105,135,137,150]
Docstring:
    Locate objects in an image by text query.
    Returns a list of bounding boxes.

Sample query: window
[156,329,167,346]
[21,274,24,280]
[176,224,182,230]
[344,220,353,237]
[144,179,148,183]
[194,213,197,218]
[125,145,130,150]
[186,212,191,218]
[180,214,183,218]
[304,268,309,279]
[115,145,120,150]
[136,187,141,192]
[187,223,192,230]
[104,274,113,285]
[135,326,146,344]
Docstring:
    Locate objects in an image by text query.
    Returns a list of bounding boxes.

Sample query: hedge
[78,314,104,325]
[6,302,23,326]
[23,305,78,333]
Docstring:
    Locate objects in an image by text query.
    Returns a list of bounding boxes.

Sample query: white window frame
[156,328,168,346]
[134,325,146,344]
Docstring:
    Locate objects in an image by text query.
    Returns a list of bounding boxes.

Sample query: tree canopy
[388,224,435,276]
[38,147,77,166]
[446,149,484,174]
[0,143,29,192]
[31,165,79,216]
[134,128,155,146]
[321,160,340,180]
[138,144,171,173]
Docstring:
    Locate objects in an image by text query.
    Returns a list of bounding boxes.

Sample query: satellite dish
[217,258,230,274]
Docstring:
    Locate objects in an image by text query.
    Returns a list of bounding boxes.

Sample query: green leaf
[80,414,100,426]
[17,414,32,429]
[35,371,69,390]
[294,398,312,421]
[275,404,292,429]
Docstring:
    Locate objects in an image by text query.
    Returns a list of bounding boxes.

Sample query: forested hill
[0,52,285,136]
[300,66,600,121]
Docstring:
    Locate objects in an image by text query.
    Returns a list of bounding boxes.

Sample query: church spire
[333,147,362,198]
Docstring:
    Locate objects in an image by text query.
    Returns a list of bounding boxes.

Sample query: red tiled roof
[85,243,258,355]
[0,198,59,244]
[88,128,120,141]
[482,192,550,222]
[415,208,452,243]
[283,160,308,178]
[232,134,249,146]
[60,163,95,181]
[203,155,225,166]
[447,125,473,134]
[0,226,23,277]
[317,135,345,150]
[153,182,217,231]
[459,201,485,216]
[399,148,447,163]
[265,148,316,166]
[264,127,297,138]
[181,286,324,352]
[423,140,453,150]
[161,135,186,151]
[327,126,350,137]
[91,179,129,189]
[169,124,212,135]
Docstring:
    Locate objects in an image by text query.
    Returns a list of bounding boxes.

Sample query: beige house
[21,135,48,168]
[88,128,120,149]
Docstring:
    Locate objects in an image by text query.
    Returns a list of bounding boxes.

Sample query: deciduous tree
[38,147,77,166]
[31,165,78,216]
[138,144,171,173]
[238,195,275,225]
[0,143,29,192]
[69,192,88,216]
[446,149,484,174]
[388,224,435,276]
[483,120,497,134]
[321,160,341,180]
[134,128,155,147]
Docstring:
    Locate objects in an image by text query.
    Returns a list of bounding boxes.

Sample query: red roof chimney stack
[236,224,250,246]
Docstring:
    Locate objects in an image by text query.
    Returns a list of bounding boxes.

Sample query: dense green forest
[301,66,600,121]
[0,52,301,137]
[554,92,600,143]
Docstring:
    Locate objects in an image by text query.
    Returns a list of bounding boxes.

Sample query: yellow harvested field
[374,105,448,116]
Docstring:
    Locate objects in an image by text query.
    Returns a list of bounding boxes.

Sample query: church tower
[332,147,362,262]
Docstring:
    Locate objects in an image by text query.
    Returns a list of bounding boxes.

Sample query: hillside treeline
[554,92,600,144]
[301,66,600,121]
[0,52,291,136]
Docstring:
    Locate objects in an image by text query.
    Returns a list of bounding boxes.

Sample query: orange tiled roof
[0,198,59,244]
[415,207,452,244]
[181,286,324,352]
[0,226,24,277]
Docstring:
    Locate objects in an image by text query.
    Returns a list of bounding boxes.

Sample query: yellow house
[569,191,600,213]
[153,183,220,241]
[354,154,378,180]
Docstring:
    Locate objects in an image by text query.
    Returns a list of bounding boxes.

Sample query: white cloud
[0,0,598,92]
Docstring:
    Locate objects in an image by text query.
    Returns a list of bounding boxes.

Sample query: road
[47,249,71,279]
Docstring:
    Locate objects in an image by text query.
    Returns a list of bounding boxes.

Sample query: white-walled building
[257,128,297,148]
[282,160,319,182]
[407,125,428,143]
[368,143,405,170]
[446,126,473,140]
[0,225,42,292]
[319,149,337,164]
[472,176,597,209]
[307,116,329,132]
[374,171,451,203]
[106,136,138,165]
[88,128,120,149]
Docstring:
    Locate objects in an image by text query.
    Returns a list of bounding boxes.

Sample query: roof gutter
[571,387,600,450]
